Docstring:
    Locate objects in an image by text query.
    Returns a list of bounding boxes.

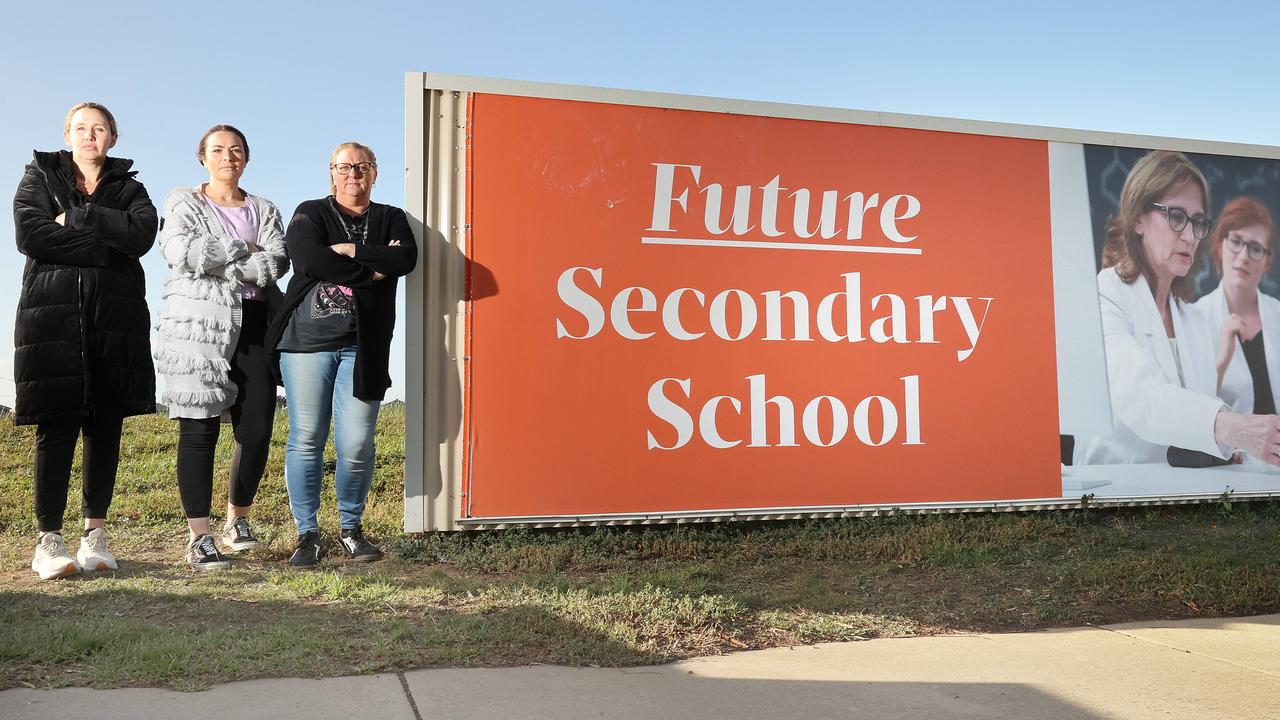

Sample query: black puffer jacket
[12,150,158,425]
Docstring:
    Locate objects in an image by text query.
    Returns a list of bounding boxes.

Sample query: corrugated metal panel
[404,79,469,531]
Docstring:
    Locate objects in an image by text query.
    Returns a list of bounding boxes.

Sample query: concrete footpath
[4,615,1279,719]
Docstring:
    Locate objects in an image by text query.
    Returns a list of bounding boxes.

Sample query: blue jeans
[280,347,381,534]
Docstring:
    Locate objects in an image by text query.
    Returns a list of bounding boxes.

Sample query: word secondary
[556,268,992,363]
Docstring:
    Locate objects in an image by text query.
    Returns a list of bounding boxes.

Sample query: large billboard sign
[404,73,1280,531]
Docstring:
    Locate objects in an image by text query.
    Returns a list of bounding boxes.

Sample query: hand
[244,241,260,254]
[369,240,400,281]
[55,213,66,226]
[330,242,357,257]
[1217,314,1247,389]
[1214,410,1280,467]
[1221,314,1247,346]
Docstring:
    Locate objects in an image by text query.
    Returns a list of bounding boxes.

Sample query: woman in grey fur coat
[155,125,288,569]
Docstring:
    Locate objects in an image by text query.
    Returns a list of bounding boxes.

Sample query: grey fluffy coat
[154,186,287,418]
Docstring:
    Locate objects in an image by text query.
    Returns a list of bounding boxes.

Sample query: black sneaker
[339,527,383,563]
[220,516,260,553]
[289,530,321,568]
[186,534,230,571]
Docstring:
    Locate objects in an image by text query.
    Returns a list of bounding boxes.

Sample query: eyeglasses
[1150,203,1211,240]
[331,162,376,175]
[1225,233,1271,261]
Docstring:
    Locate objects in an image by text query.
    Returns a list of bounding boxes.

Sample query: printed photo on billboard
[1065,145,1280,498]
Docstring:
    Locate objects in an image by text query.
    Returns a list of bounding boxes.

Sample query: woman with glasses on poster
[264,142,416,568]
[155,125,288,570]
[1195,197,1280,418]
[1074,150,1280,467]
[13,102,157,580]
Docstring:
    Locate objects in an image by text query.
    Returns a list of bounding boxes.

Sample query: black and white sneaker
[186,534,231,571]
[220,516,260,553]
[339,527,383,563]
[288,530,321,568]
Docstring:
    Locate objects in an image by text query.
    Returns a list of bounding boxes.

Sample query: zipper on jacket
[77,268,91,411]
[68,178,95,416]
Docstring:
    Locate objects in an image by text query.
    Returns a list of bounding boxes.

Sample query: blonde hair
[1100,150,1210,302]
[63,102,119,139]
[329,141,377,194]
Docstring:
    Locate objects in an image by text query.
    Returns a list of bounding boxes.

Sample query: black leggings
[176,301,276,519]
[34,413,124,532]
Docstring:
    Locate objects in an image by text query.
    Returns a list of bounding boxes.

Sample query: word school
[556,268,993,363]
[647,374,923,450]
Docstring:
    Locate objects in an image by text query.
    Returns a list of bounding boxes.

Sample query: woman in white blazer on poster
[1074,151,1280,466]
[1196,197,1280,418]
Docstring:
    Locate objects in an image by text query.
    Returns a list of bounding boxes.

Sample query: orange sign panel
[464,93,1060,518]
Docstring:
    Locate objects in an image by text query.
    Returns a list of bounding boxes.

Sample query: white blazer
[1074,267,1228,465]
[1193,284,1280,414]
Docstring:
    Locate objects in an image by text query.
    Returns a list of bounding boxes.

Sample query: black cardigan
[12,151,157,425]
[264,198,418,401]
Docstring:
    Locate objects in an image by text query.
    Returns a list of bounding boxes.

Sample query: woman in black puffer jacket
[13,102,157,580]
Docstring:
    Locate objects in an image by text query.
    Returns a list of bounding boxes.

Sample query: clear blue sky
[2,0,1277,404]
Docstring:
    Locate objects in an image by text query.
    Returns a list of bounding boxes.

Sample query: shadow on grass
[392,507,1280,632]
[5,505,1280,692]
[0,579,656,691]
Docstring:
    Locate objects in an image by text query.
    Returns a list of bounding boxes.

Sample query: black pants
[34,412,124,532]
[175,301,276,519]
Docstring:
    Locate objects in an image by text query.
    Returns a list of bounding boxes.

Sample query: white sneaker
[31,532,80,580]
[77,528,119,572]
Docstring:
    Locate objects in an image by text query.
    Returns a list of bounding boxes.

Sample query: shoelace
[232,517,252,537]
[40,534,69,555]
[85,532,108,553]
[197,535,219,557]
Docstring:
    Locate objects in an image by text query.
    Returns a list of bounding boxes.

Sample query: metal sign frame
[403,71,1280,532]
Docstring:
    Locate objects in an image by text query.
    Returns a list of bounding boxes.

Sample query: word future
[646,162,920,244]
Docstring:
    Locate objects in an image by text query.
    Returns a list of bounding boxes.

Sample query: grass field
[2,406,1279,690]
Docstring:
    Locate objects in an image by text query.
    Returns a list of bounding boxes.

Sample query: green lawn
[2,406,1279,690]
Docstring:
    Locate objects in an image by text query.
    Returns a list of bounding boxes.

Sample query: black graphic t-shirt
[277,199,368,352]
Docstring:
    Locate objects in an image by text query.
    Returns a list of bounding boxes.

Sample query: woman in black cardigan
[13,102,157,580]
[265,141,416,567]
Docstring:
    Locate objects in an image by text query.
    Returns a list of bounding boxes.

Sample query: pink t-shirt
[202,193,262,301]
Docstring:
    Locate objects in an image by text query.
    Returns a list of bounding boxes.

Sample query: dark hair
[1210,196,1277,275]
[197,124,250,165]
